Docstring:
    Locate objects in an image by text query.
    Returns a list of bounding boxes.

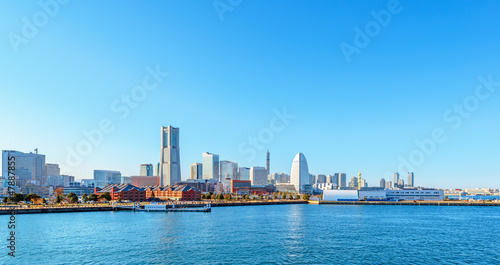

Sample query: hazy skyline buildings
[93,170,121,188]
[380,178,386,189]
[140,164,154,176]
[2,150,46,186]
[408,172,414,187]
[45,163,60,177]
[220,160,239,181]
[190,163,203,180]
[159,126,181,186]
[239,167,250,181]
[338,173,346,188]
[393,173,399,187]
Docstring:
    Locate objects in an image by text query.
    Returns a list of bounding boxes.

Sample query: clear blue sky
[1,0,499,189]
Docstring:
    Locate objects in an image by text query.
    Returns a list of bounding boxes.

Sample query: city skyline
[1,1,500,188]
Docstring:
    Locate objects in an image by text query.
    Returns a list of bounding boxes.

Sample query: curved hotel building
[290,153,310,193]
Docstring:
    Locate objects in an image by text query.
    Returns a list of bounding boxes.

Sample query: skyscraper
[408,172,414,187]
[290,153,310,193]
[380,178,386,188]
[220,161,238,181]
[191,163,203,180]
[393,173,399,186]
[239,167,250,181]
[310,174,316,185]
[316,174,326,183]
[2,150,46,186]
[250,167,268,186]
[202,152,219,181]
[338,173,347,188]
[160,126,181,185]
[332,173,339,185]
[317,174,330,183]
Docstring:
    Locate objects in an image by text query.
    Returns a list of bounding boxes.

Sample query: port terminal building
[323,188,444,201]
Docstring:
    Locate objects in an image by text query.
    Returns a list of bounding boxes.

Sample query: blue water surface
[1,204,499,264]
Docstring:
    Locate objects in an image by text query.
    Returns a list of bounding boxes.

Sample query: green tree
[56,195,63,203]
[295,195,300,200]
[302,194,310,200]
[217,194,224,200]
[10,193,24,203]
[444,195,449,201]
[282,195,287,200]
[99,192,112,201]
[82,193,89,202]
[273,195,278,200]
[88,194,98,202]
[67,192,78,203]
[244,195,249,200]
[25,193,41,203]
[259,195,263,200]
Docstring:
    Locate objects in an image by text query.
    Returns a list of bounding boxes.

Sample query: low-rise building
[95,184,146,202]
[323,188,444,201]
[145,185,201,201]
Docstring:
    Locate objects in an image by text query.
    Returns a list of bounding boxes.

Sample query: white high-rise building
[290,153,310,193]
[2,150,46,186]
[380,178,386,188]
[250,167,268,186]
[202,152,219,181]
[160,126,181,185]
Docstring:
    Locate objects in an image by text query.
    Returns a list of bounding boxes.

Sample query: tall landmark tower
[357,172,362,190]
[160,126,181,185]
[266,150,270,175]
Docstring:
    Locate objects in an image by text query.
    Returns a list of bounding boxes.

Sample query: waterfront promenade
[0,200,308,215]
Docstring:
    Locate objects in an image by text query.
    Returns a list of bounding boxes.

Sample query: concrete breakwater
[319,201,500,206]
[0,206,115,215]
[0,200,308,215]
